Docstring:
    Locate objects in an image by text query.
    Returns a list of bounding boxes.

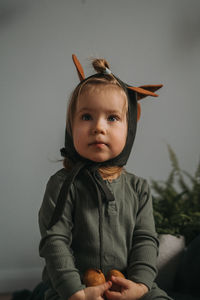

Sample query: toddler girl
[39,55,172,300]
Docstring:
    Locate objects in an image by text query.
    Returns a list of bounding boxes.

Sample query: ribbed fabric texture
[39,169,159,299]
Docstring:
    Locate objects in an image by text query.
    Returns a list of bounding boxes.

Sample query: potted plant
[151,145,200,290]
[151,145,200,246]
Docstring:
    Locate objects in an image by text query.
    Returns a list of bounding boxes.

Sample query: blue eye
[82,114,92,121]
[108,115,119,122]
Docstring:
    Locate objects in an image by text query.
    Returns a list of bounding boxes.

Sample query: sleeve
[38,172,85,300]
[127,178,159,290]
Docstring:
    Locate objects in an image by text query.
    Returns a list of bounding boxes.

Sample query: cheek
[73,123,88,149]
[73,132,83,155]
[72,123,80,147]
[120,127,128,149]
[118,124,128,142]
[73,127,82,144]
[112,126,127,149]
[119,135,127,150]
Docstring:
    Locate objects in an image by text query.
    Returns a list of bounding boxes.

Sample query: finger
[111,276,130,288]
[97,281,112,294]
[105,289,121,300]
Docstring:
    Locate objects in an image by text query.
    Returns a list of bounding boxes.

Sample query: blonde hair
[63,58,128,180]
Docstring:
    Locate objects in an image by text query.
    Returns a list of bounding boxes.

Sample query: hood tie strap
[47,161,85,230]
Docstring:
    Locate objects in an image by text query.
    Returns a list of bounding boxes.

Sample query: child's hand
[69,281,112,300]
[105,276,148,300]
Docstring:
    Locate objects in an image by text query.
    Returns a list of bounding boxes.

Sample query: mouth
[89,141,108,147]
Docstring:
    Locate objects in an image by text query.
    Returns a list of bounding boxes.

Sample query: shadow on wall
[0,2,31,29]
[172,4,200,52]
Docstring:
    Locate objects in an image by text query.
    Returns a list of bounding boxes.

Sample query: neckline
[104,171,125,184]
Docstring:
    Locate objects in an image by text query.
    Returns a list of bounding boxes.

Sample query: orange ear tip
[131,83,163,100]
[72,54,85,81]
[72,54,77,62]
[139,84,163,93]
[72,54,79,66]
[128,86,156,97]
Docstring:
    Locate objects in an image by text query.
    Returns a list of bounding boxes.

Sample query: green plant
[151,145,200,245]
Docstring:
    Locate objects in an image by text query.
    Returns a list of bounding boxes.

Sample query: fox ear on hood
[72,54,85,81]
[133,85,163,121]
[137,84,163,100]
[128,85,163,122]
[128,84,163,100]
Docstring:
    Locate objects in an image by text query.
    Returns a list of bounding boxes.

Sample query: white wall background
[0,0,200,292]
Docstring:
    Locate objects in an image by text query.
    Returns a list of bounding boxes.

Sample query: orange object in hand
[83,269,106,287]
[106,269,125,292]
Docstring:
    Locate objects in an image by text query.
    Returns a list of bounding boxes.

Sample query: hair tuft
[92,58,110,73]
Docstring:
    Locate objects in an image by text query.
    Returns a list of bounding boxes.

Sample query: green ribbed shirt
[39,168,159,300]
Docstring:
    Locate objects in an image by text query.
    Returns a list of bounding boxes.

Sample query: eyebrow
[77,107,122,115]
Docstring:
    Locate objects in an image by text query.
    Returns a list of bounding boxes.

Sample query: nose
[92,119,106,135]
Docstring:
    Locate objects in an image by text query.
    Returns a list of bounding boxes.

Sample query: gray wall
[1,0,200,292]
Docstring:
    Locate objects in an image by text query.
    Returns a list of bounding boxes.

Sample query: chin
[90,158,108,163]
[85,155,110,163]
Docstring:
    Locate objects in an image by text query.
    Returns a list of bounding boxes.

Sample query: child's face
[72,85,128,163]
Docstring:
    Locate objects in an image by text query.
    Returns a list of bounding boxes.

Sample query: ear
[134,85,163,121]
[72,54,85,81]
[137,84,163,100]
[128,84,163,100]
